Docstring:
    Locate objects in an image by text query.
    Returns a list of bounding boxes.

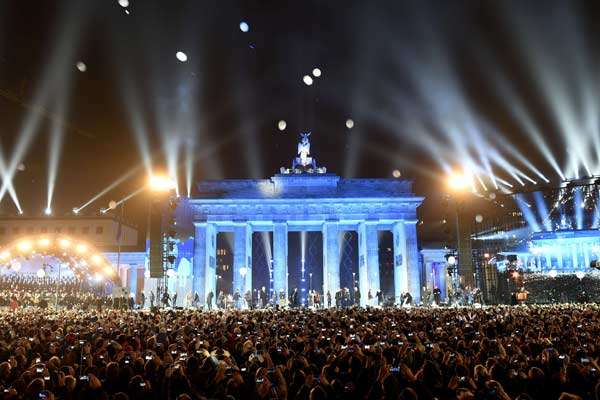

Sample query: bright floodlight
[447,170,471,191]
[38,238,50,248]
[59,238,71,248]
[118,0,129,7]
[0,251,10,261]
[94,272,103,282]
[345,119,354,129]
[91,254,103,265]
[447,256,456,265]
[72,208,79,214]
[76,61,87,72]
[148,174,177,192]
[312,68,322,77]
[302,75,313,86]
[17,240,32,252]
[36,269,46,278]
[576,271,585,280]
[278,120,287,131]
[239,21,249,32]
[44,207,52,216]
[76,244,88,254]
[176,51,188,62]
[548,270,558,278]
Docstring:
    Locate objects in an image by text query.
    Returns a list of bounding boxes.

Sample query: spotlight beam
[0,146,22,213]
[75,163,146,213]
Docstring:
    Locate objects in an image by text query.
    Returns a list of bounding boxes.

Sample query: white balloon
[118,0,129,7]
[475,214,483,223]
[176,51,188,62]
[302,75,313,86]
[76,61,87,72]
[346,119,354,129]
[277,120,287,131]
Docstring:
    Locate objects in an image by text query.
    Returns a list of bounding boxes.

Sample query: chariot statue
[280,132,327,174]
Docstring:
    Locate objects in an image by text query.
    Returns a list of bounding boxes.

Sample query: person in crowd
[150,291,155,308]
[206,290,214,310]
[193,291,200,309]
[172,292,178,308]
[161,291,170,308]
[140,292,145,309]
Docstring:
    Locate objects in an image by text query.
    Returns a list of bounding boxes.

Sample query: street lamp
[446,169,475,291]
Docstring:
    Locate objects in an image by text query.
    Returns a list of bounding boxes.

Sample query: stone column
[584,243,590,271]
[358,222,379,306]
[571,244,578,272]
[434,262,447,300]
[193,222,216,306]
[366,224,380,306]
[405,221,421,303]
[322,221,340,299]
[273,222,288,301]
[392,222,408,304]
[233,224,253,299]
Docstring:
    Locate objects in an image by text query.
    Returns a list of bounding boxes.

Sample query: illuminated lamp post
[147,174,177,305]
[446,170,475,290]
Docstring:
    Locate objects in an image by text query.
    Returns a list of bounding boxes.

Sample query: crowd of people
[0,276,113,309]
[0,304,599,399]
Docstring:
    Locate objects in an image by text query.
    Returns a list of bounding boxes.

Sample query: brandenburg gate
[189,134,424,306]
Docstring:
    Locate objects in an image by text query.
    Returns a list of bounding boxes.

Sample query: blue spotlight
[533,191,553,231]
[515,193,540,232]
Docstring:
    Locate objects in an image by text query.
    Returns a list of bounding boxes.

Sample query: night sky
[1,0,599,243]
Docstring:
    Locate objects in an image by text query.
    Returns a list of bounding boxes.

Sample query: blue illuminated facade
[183,172,424,306]
[528,229,600,273]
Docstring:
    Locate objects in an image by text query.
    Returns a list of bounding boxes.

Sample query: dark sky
[1,0,599,243]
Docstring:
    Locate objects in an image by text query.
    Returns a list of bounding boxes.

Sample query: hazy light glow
[17,241,32,252]
[148,174,177,192]
[447,170,472,191]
